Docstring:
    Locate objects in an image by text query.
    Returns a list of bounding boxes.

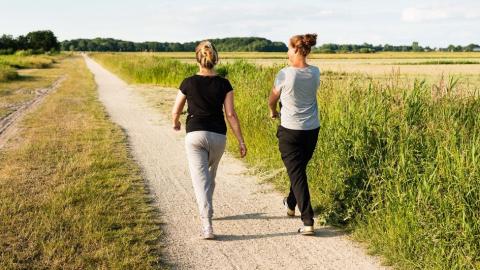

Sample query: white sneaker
[298,225,315,236]
[201,225,215,240]
[200,217,215,239]
[283,197,295,217]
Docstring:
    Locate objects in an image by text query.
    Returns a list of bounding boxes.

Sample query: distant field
[105,52,480,77]
[122,51,480,59]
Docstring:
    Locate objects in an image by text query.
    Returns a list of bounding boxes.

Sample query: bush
[0,64,19,82]
[0,48,14,55]
[15,49,33,56]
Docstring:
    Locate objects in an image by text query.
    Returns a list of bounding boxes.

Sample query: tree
[412,41,423,52]
[25,30,60,52]
[0,34,17,50]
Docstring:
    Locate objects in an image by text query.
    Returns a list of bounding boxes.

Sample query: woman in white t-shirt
[268,33,320,235]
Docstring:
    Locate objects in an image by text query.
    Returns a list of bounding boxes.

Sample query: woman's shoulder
[216,76,233,91]
[214,75,229,81]
[213,75,231,84]
[284,65,319,72]
[306,65,320,77]
[179,75,201,92]
[306,65,319,72]
[184,74,199,82]
[181,75,196,85]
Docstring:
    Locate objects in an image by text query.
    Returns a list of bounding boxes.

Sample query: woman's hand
[224,91,247,158]
[270,109,279,119]
[173,120,181,131]
[239,142,247,158]
[268,87,281,119]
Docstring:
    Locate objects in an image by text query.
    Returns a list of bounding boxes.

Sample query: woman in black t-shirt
[172,40,247,239]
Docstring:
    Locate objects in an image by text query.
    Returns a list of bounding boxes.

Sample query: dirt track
[0,76,65,149]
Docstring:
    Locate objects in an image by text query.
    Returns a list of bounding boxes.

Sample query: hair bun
[303,34,317,47]
[195,40,219,69]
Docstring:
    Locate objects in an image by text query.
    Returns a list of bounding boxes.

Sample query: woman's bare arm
[224,91,247,158]
[171,90,187,131]
[268,87,281,119]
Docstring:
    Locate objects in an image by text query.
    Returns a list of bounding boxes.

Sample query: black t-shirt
[179,75,233,135]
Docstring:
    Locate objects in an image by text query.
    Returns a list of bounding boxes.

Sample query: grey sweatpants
[185,131,226,226]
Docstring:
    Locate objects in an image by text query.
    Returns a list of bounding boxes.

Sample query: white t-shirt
[274,65,320,130]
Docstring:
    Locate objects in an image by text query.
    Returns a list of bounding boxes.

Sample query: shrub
[0,64,19,82]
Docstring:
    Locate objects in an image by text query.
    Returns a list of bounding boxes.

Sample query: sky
[1,0,479,47]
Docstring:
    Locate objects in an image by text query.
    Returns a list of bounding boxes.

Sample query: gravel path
[84,55,388,270]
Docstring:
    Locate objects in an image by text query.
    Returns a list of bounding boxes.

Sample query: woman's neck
[290,56,308,68]
[197,67,217,76]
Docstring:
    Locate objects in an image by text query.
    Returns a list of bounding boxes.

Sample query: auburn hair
[195,40,218,69]
[289,33,317,57]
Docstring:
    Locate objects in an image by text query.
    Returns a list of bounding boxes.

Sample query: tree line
[1,30,479,54]
[60,37,288,52]
[314,42,480,53]
[62,38,479,53]
[0,30,60,54]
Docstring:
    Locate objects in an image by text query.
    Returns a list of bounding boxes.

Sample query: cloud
[402,5,480,22]
[171,2,334,25]
[141,1,335,42]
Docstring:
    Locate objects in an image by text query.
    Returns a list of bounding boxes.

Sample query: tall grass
[0,54,56,69]
[91,52,480,269]
[0,54,58,83]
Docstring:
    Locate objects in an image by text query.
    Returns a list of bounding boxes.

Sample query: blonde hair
[195,40,218,69]
[289,33,317,57]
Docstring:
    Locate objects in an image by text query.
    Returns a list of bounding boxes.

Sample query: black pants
[277,125,319,226]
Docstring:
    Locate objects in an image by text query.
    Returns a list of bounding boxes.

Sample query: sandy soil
[84,55,389,270]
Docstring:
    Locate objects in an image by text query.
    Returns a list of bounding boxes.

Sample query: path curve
[84,55,387,270]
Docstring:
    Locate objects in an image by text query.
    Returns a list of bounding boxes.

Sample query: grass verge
[0,55,163,269]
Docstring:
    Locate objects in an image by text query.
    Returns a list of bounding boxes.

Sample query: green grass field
[91,52,480,270]
[0,55,163,269]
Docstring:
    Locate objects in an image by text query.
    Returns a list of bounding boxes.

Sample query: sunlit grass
[0,56,65,119]
[0,55,163,269]
[0,54,57,69]
[0,64,18,82]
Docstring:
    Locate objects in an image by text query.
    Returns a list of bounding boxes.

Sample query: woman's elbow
[225,111,237,120]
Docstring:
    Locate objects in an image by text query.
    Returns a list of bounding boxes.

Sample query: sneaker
[201,226,215,240]
[200,217,214,239]
[283,197,295,217]
[298,225,315,236]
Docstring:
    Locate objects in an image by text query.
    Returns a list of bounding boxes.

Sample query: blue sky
[0,0,478,47]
